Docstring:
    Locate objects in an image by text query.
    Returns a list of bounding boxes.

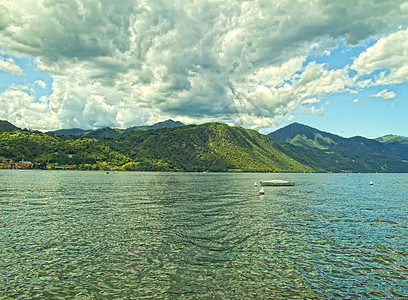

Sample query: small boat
[254,182,258,186]
[370,181,373,185]
[259,187,265,195]
[260,180,295,186]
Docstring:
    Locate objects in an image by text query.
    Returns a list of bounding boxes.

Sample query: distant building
[16,160,33,169]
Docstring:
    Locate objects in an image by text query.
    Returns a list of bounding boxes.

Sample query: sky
[0,0,408,138]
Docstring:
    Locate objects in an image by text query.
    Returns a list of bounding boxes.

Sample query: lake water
[0,170,407,299]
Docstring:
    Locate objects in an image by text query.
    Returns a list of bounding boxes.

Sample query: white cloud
[249,57,305,88]
[352,29,408,85]
[0,1,408,130]
[34,80,46,89]
[0,85,59,130]
[0,57,23,75]
[288,115,296,122]
[302,98,320,105]
[371,89,396,99]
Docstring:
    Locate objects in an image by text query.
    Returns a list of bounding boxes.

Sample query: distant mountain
[46,126,123,139]
[125,119,185,132]
[268,122,344,149]
[268,123,408,172]
[45,119,185,139]
[375,134,408,144]
[269,122,400,158]
[81,127,124,139]
[46,128,91,136]
[0,120,19,132]
[375,134,408,160]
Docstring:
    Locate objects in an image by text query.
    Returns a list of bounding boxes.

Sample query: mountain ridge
[268,122,406,159]
[44,119,185,138]
[1,119,407,172]
[0,121,312,172]
[268,122,407,172]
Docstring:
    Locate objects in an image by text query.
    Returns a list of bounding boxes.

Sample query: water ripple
[0,171,407,298]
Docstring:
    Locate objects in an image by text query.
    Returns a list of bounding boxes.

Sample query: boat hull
[260,180,295,186]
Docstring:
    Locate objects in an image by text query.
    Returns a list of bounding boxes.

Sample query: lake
[0,170,407,299]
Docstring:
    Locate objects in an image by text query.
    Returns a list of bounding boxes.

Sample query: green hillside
[374,135,408,159]
[268,122,344,149]
[110,123,313,172]
[1,120,406,173]
[0,130,128,166]
[375,134,408,144]
[0,122,312,172]
[282,143,408,173]
[269,123,408,172]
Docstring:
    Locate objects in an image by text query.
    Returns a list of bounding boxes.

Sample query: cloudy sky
[1,0,407,137]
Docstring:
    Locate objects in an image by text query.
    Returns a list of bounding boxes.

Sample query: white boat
[260,180,295,186]
[259,187,265,195]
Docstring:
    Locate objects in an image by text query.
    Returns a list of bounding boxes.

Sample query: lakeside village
[0,156,126,171]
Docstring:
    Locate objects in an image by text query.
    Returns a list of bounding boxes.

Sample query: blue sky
[268,40,408,137]
[1,1,408,138]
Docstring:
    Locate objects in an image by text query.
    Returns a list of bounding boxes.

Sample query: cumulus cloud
[288,115,296,122]
[352,29,408,85]
[0,85,59,130]
[0,0,408,130]
[302,98,321,105]
[34,80,46,89]
[0,57,23,75]
[371,89,396,99]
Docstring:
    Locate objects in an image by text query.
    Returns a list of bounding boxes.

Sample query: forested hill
[110,123,312,172]
[268,123,408,173]
[268,122,407,159]
[1,120,407,172]
[0,121,312,172]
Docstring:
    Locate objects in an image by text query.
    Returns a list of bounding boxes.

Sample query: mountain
[269,122,401,157]
[78,120,185,139]
[0,120,19,132]
[268,122,344,149]
[46,128,91,136]
[125,119,185,132]
[374,135,408,160]
[375,134,408,144]
[268,123,408,172]
[109,122,313,172]
[45,119,185,139]
[81,127,124,139]
[1,120,406,172]
[0,122,312,172]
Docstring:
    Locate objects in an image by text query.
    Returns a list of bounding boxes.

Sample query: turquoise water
[0,170,407,299]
